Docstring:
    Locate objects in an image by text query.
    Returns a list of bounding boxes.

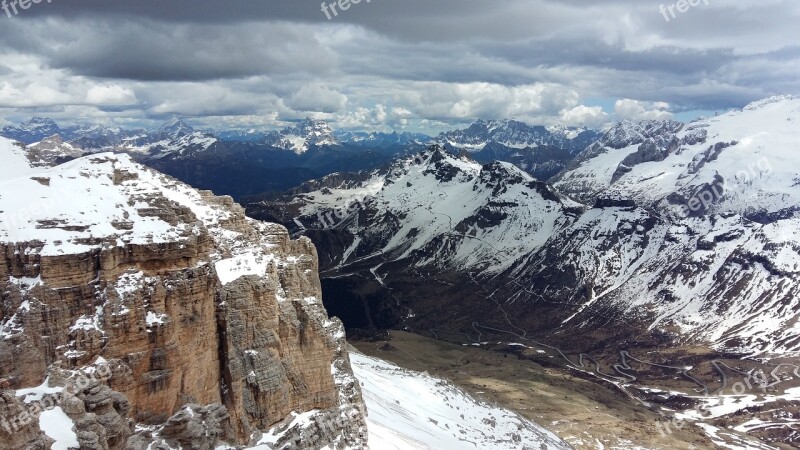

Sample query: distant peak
[157,118,195,136]
[27,117,57,125]
[743,95,796,111]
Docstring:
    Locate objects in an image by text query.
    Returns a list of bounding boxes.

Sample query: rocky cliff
[0,137,367,449]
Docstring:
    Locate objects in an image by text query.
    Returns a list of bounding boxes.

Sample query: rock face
[0,138,367,449]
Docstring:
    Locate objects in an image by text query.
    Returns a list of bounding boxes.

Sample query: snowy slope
[554,95,800,217]
[272,147,578,274]
[239,351,571,450]
[350,352,570,450]
[123,131,220,158]
[519,96,800,354]
[258,97,800,356]
[0,137,232,256]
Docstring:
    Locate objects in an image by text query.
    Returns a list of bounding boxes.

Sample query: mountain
[122,130,222,160]
[437,119,598,151]
[0,136,369,449]
[264,118,340,154]
[215,129,274,143]
[0,118,143,148]
[65,123,142,149]
[24,134,87,166]
[247,146,586,332]
[350,351,570,449]
[252,146,578,274]
[435,119,603,180]
[1,117,61,144]
[335,130,430,148]
[553,96,800,221]
[0,136,574,450]
[154,117,195,139]
[254,97,800,354]
[112,118,223,158]
[250,96,800,448]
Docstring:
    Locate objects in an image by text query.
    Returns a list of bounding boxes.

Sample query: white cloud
[395,81,579,123]
[388,107,413,129]
[336,105,388,129]
[614,98,673,121]
[0,1,797,131]
[0,81,71,108]
[559,105,610,128]
[287,84,348,113]
[85,85,137,105]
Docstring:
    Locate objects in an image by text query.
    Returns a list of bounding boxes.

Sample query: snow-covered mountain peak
[155,118,195,139]
[295,117,333,133]
[258,144,574,274]
[1,117,61,144]
[743,94,796,111]
[386,145,480,184]
[0,136,233,256]
[266,117,340,154]
[599,119,685,150]
[555,96,800,217]
[437,118,601,153]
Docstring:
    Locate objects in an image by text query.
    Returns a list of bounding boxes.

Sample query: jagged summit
[554,95,800,216]
[436,118,600,151]
[154,117,195,139]
[254,144,573,276]
[265,117,340,154]
[1,117,60,144]
[253,96,800,358]
[335,130,430,147]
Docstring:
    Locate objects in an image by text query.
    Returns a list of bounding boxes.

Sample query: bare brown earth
[354,331,800,450]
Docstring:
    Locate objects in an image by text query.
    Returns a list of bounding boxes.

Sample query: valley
[2,95,799,449]
[249,95,800,449]
[354,331,799,450]
[2,2,798,449]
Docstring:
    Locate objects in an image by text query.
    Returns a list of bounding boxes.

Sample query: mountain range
[247,96,800,448]
[3,95,800,449]
[0,131,572,449]
[252,96,800,354]
[1,116,608,199]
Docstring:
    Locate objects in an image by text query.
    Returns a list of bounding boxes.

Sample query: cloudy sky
[0,0,797,132]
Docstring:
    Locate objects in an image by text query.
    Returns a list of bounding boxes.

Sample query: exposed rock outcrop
[0,139,367,449]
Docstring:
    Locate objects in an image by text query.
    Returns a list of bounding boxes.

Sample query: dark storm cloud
[0,0,797,129]
[48,21,336,81]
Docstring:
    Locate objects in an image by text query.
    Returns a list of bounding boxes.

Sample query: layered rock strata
[0,139,367,449]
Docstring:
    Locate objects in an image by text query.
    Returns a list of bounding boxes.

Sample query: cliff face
[0,138,367,449]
